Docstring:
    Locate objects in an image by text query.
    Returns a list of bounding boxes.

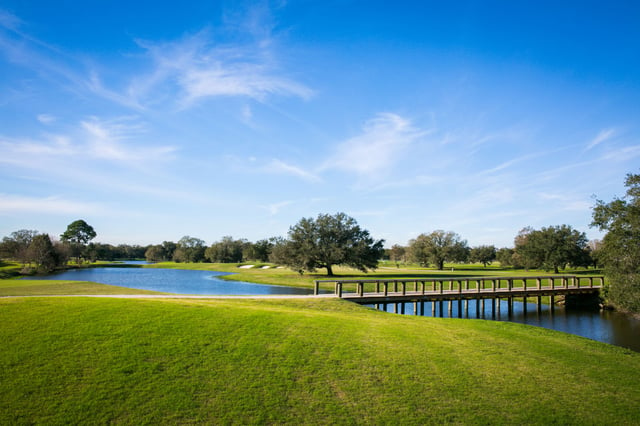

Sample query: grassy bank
[0,295,638,424]
[0,279,167,296]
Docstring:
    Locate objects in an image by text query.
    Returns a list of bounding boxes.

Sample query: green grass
[0,296,638,424]
[0,279,167,296]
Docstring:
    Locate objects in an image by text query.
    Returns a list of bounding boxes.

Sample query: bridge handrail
[313,275,605,296]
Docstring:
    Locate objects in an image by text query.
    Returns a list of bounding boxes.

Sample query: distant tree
[512,227,537,270]
[587,239,603,269]
[174,236,206,263]
[26,234,59,272]
[205,236,246,263]
[496,247,516,268]
[60,220,96,264]
[243,239,273,262]
[389,244,407,266]
[268,237,290,265]
[145,245,166,262]
[409,230,469,270]
[470,245,496,267]
[591,172,640,313]
[515,225,588,273]
[275,213,385,276]
[0,229,39,265]
[161,241,177,260]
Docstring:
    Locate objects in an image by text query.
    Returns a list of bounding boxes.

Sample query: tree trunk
[437,260,444,270]
[326,264,334,276]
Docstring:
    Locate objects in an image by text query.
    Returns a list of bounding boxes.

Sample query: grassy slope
[0,279,167,296]
[1,296,638,424]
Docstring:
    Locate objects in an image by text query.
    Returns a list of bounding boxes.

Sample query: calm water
[31,266,639,352]
[32,266,317,296]
[368,299,640,352]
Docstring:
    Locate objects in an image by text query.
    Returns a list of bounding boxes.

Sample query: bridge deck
[340,285,601,304]
[315,275,604,304]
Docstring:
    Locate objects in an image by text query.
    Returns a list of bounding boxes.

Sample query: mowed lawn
[1,295,639,424]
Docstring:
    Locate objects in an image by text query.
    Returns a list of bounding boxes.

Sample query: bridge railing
[313,275,604,297]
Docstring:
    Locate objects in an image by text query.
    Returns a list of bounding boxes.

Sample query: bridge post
[314,280,319,295]
[394,281,398,292]
[421,281,426,295]
[376,280,380,293]
[337,282,342,298]
[476,280,481,293]
[358,282,363,297]
[402,282,406,296]
[384,282,388,296]
[414,281,418,292]
[536,278,541,289]
[439,280,443,294]
[551,277,555,290]
[458,280,462,293]
[492,279,496,292]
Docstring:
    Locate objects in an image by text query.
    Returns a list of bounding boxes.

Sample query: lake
[369,299,640,352]
[32,266,317,296]
[32,265,639,352]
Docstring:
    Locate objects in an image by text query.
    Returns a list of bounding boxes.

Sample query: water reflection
[368,299,640,352]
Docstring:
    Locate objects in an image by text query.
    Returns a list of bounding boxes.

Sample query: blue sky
[1,1,639,248]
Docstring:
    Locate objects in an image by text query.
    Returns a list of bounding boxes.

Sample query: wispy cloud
[263,159,321,182]
[37,113,56,124]
[0,116,176,169]
[80,116,176,163]
[537,192,591,212]
[133,29,313,108]
[261,200,294,215]
[1,9,310,112]
[586,128,616,150]
[322,113,426,177]
[0,194,102,215]
[601,145,640,162]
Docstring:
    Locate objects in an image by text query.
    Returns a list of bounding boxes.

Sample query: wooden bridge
[314,275,604,316]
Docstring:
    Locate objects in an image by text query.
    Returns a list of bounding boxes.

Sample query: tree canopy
[591,172,640,313]
[173,236,206,263]
[60,220,96,264]
[409,230,469,270]
[275,212,384,276]
[470,245,496,267]
[514,225,588,273]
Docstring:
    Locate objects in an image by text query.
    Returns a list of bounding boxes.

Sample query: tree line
[1,172,637,313]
